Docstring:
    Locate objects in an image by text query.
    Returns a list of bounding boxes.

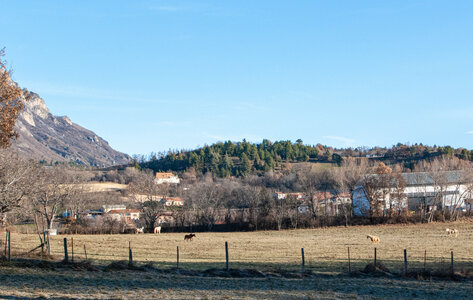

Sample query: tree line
[138,140,473,178]
[140,139,339,178]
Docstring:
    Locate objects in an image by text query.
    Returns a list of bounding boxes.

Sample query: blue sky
[2,0,473,156]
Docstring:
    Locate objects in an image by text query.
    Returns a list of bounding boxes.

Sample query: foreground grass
[2,221,473,299]
[0,264,472,299]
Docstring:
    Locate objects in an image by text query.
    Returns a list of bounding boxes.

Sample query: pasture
[1,221,473,299]
[8,221,473,272]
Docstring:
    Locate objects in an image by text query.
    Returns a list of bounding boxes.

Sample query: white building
[162,197,185,207]
[108,209,140,223]
[353,171,473,216]
[155,172,180,184]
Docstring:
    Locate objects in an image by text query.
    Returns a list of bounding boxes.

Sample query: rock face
[12,92,131,167]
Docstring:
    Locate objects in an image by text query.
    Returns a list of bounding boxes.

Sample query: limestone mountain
[12,92,130,167]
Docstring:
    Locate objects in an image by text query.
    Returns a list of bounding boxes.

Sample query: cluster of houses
[281,171,473,217]
[81,172,184,227]
[78,170,473,228]
[273,170,473,217]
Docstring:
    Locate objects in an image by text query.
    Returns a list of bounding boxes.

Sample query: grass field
[1,265,472,299]
[8,221,473,272]
[2,221,473,299]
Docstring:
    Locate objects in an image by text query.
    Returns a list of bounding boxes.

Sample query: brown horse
[184,233,196,241]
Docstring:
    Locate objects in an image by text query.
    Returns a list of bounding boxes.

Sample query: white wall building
[155,172,180,184]
[353,171,473,216]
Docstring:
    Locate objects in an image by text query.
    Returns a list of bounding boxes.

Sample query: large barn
[352,171,473,216]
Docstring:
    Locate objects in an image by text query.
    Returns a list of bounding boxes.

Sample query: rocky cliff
[12,92,131,167]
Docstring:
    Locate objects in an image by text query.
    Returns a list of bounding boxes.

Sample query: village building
[155,172,180,184]
[162,197,185,207]
[107,209,141,223]
[352,171,473,216]
[156,211,175,225]
[82,205,141,224]
[274,192,307,201]
[297,192,351,216]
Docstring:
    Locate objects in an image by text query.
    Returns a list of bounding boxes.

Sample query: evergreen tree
[240,153,252,176]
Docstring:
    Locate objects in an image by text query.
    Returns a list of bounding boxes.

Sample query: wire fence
[3,231,472,275]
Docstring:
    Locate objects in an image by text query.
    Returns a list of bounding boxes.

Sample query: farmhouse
[82,205,141,224]
[274,192,307,201]
[101,204,127,213]
[353,171,473,216]
[108,209,140,223]
[82,204,127,218]
[162,197,185,207]
[297,192,351,215]
[156,211,175,224]
[155,172,180,184]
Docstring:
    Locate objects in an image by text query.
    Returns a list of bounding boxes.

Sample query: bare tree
[0,48,31,148]
[413,156,469,222]
[296,171,321,222]
[0,150,36,225]
[360,163,393,220]
[128,169,167,203]
[335,158,369,196]
[272,194,286,230]
[387,170,407,217]
[331,158,368,225]
[285,194,300,229]
[127,169,172,231]
[187,181,225,230]
[31,166,82,231]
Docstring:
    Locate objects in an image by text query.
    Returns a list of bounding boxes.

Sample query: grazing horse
[446,228,459,237]
[366,234,380,244]
[154,226,162,234]
[184,233,196,241]
[136,227,145,234]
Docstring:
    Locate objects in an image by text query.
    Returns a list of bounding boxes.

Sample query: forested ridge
[139,139,473,177]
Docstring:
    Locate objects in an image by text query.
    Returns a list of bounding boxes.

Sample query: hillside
[12,91,130,167]
[140,140,473,177]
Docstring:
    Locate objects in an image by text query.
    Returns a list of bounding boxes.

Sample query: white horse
[154,226,162,234]
[446,228,458,237]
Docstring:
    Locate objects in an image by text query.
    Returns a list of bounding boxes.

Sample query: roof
[164,197,184,202]
[155,172,178,179]
[401,171,469,186]
[358,170,471,188]
[108,209,140,214]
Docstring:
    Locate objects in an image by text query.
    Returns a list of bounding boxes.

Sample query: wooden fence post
[42,231,46,254]
[301,248,305,273]
[450,250,454,276]
[63,238,68,263]
[7,231,10,261]
[225,241,229,271]
[4,231,7,256]
[176,246,179,269]
[374,248,377,266]
[84,244,88,260]
[423,250,426,272]
[71,237,74,263]
[403,249,407,276]
[347,247,351,273]
[128,241,133,267]
[47,233,50,255]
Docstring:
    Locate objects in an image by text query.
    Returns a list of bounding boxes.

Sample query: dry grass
[0,263,472,299]
[6,221,473,273]
[81,182,128,192]
[2,222,473,299]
